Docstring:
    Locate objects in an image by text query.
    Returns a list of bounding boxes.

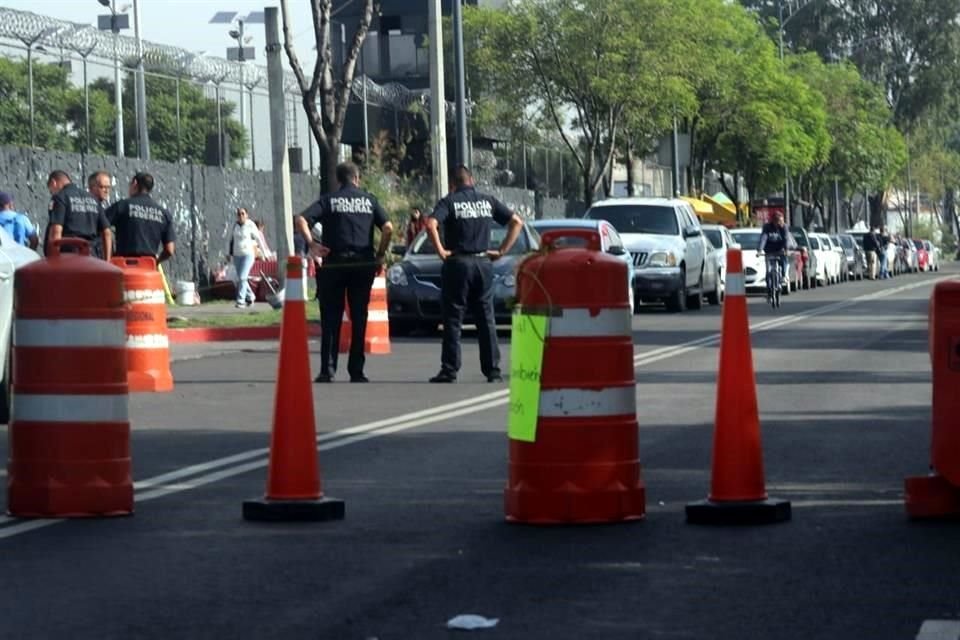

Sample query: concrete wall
[0,146,321,286]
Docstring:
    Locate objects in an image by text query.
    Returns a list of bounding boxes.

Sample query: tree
[280,0,377,192]
[0,57,80,150]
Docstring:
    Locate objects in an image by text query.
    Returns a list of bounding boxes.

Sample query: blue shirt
[0,210,36,246]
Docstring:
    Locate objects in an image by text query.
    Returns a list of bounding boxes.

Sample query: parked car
[788,227,819,289]
[924,240,941,272]
[808,234,835,286]
[912,239,929,272]
[584,197,715,312]
[886,236,902,275]
[838,233,865,281]
[819,233,844,284]
[0,228,41,422]
[385,223,540,335]
[529,218,635,311]
[701,224,737,303]
[729,228,802,295]
[829,235,850,282]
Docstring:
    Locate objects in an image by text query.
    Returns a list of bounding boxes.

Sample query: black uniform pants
[439,254,500,377]
[318,256,377,378]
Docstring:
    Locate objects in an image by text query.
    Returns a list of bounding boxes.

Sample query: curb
[168,324,322,343]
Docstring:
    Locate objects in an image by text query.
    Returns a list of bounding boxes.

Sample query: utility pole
[452,0,469,167]
[132,0,149,159]
[778,0,791,226]
[264,7,293,268]
[428,0,448,200]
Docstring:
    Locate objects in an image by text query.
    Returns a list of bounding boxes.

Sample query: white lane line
[917,620,960,640]
[0,275,951,539]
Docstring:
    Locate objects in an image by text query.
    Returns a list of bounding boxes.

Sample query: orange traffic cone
[685,249,791,525]
[338,273,391,355]
[243,257,345,522]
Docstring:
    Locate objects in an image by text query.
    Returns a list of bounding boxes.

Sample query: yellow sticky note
[508,312,548,442]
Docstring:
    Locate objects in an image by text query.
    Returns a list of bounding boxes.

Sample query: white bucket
[175,281,198,306]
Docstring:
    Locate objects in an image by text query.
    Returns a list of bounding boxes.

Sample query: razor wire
[0,6,460,116]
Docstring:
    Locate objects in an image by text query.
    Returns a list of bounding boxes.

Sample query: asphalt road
[1,266,958,640]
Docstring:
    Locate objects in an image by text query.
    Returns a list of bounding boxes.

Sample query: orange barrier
[505,229,645,524]
[686,249,791,525]
[338,274,392,355]
[111,257,173,392]
[905,281,960,518]
[8,239,132,517]
[243,257,344,522]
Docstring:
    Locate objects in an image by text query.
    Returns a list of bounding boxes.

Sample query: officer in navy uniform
[104,172,176,263]
[297,162,394,383]
[46,169,112,259]
[425,165,523,383]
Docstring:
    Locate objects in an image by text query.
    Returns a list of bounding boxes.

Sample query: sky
[0,1,327,170]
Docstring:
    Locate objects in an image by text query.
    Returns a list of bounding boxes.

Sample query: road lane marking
[917,620,960,640]
[0,274,952,539]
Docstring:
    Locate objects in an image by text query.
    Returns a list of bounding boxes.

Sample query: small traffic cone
[243,257,344,522]
[686,249,791,525]
[364,273,391,354]
[338,296,351,354]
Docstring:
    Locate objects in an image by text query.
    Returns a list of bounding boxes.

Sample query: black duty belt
[451,251,488,257]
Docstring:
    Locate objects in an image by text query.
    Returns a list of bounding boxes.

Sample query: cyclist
[757,211,796,298]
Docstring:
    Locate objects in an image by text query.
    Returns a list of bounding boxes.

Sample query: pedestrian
[104,172,176,264]
[405,206,427,246]
[46,170,112,260]
[88,171,112,208]
[0,192,39,249]
[424,164,524,383]
[878,225,891,279]
[228,207,266,309]
[296,161,394,383]
[863,227,879,280]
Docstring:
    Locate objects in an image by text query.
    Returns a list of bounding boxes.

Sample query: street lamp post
[19,27,61,148]
[98,0,131,158]
[213,10,263,169]
[132,0,149,159]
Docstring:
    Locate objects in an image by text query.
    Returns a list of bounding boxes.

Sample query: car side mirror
[684,226,700,239]
[608,245,626,256]
[391,245,406,257]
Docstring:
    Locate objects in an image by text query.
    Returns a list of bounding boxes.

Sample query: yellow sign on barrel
[508,312,548,442]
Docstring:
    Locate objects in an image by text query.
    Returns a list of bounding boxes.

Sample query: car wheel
[687,270,704,310]
[666,268,687,313]
[706,272,721,306]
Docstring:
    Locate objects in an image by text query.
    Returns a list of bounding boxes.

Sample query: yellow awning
[686,196,737,226]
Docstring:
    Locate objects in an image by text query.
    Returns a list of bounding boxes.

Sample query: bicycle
[761,251,786,309]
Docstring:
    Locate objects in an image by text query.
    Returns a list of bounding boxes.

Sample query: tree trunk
[625,142,636,197]
[868,192,885,228]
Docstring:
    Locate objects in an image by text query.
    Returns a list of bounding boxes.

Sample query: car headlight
[387,264,408,287]
[647,251,677,267]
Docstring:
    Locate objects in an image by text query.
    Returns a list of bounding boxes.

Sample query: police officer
[104,172,176,263]
[296,162,394,383]
[425,165,523,383]
[46,170,112,259]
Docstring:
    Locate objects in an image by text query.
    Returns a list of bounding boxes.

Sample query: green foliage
[0,56,247,164]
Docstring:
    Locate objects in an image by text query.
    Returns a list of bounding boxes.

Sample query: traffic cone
[337,274,391,355]
[685,249,791,525]
[364,273,391,354]
[243,257,345,522]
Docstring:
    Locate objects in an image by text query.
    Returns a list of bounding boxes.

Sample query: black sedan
[385,224,540,335]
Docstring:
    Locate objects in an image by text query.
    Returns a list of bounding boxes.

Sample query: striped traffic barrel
[8,239,132,517]
[505,229,645,524]
[111,257,173,392]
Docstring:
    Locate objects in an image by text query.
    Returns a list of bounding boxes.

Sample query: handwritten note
[508,312,548,442]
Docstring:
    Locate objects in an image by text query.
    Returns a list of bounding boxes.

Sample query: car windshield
[410,227,528,256]
[809,237,821,250]
[840,236,854,249]
[914,239,925,249]
[586,205,679,236]
[703,229,723,249]
[730,231,761,250]
[790,229,809,247]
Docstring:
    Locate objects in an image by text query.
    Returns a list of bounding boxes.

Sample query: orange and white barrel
[111,257,173,392]
[505,229,645,524]
[8,239,132,517]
